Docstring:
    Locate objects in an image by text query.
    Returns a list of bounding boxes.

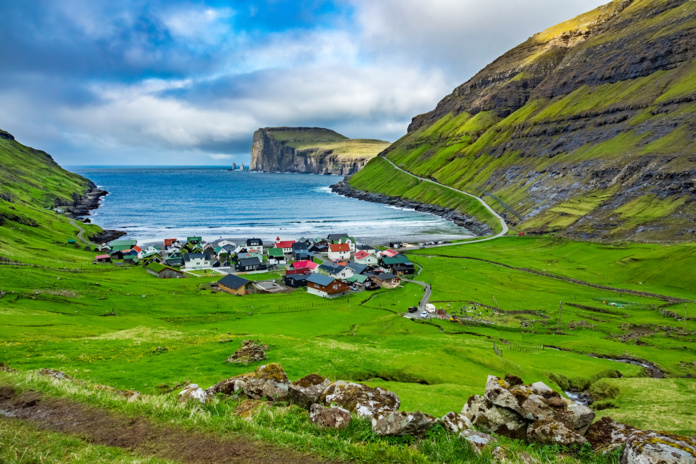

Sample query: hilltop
[250,127,390,175]
[348,0,696,242]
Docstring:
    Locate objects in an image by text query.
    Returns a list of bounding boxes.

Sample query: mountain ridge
[349,0,696,242]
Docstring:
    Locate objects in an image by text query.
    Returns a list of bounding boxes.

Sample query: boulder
[484,375,594,432]
[205,373,255,396]
[460,430,495,454]
[527,419,588,446]
[373,411,439,437]
[309,404,352,429]
[319,381,400,419]
[288,373,331,409]
[238,363,289,401]
[461,395,528,440]
[621,429,696,464]
[441,411,472,434]
[178,384,209,404]
[586,417,636,451]
[226,339,268,365]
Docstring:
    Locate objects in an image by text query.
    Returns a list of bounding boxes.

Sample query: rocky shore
[56,185,126,243]
[330,178,493,237]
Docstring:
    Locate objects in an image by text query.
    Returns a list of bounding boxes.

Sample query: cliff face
[353,0,696,242]
[250,127,389,175]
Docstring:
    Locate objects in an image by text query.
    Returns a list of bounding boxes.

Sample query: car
[420,311,428,318]
[408,306,418,313]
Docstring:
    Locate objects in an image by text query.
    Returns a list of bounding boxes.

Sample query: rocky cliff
[350,0,696,242]
[250,127,389,175]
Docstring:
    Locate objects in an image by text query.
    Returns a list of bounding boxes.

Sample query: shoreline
[329,178,493,237]
[64,185,127,244]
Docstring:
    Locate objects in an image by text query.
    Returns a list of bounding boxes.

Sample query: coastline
[330,177,493,237]
[62,184,127,243]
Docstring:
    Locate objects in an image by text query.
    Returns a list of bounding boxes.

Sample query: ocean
[72,167,473,244]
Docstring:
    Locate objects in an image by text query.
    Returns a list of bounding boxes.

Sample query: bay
[71,167,474,244]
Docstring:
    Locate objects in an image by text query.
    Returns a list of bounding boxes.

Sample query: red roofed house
[133,246,142,253]
[354,250,379,266]
[275,237,296,254]
[93,254,112,264]
[380,248,399,258]
[164,238,178,249]
[292,260,318,270]
[328,243,351,261]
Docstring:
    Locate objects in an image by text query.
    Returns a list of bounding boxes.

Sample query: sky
[0,0,608,166]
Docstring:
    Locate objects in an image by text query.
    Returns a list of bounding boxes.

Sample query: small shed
[93,254,112,264]
[145,263,184,279]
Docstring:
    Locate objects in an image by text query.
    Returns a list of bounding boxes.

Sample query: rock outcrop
[236,363,290,402]
[226,339,268,365]
[526,419,588,446]
[250,127,388,175]
[178,384,209,404]
[288,373,331,409]
[372,411,439,437]
[319,381,400,419]
[621,429,696,464]
[309,404,352,429]
[462,394,528,440]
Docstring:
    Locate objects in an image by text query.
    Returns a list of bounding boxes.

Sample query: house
[183,253,212,270]
[267,247,286,265]
[373,272,400,288]
[327,233,348,242]
[96,243,111,252]
[237,257,265,272]
[187,236,203,246]
[286,267,312,276]
[140,251,162,265]
[292,260,318,271]
[110,239,137,252]
[237,250,263,260]
[354,250,379,266]
[246,238,264,254]
[217,240,237,249]
[346,262,367,275]
[389,241,404,249]
[275,238,296,254]
[333,236,357,253]
[357,244,377,255]
[123,254,139,265]
[93,254,111,264]
[318,262,344,277]
[283,274,309,288]
[218,274,252,295]
[145,263,185,279]
[347,274,369,290]
[164,238,178,250]
[380,248,399,258]
[306,274,351,298]
[291,242,310,260]
[328,243,351,261]
[332,265,354,280]
[165,257,183,267]
[381,254,415,275]
[309,242,328,254]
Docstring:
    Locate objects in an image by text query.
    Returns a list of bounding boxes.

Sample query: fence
[493,341,544,357]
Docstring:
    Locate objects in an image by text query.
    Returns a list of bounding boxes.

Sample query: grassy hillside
[0,130,103,262]
[352,0,696,241]
[264,127,389,159]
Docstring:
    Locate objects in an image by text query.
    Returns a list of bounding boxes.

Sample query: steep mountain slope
[250,127,390,175]
[349,0,696,242]
[0,129,104,261]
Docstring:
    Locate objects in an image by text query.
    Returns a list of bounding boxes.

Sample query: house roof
[94,254,110,259]
[123,255,138,261]
[319,263,343,275]
[276,240,295,248]
[285,274,309,282]
[346,262,367,274]
[133,246,142,252]
[268,248,284,257]
[218,274,251,289]
[347,274,368,283]
[307,274,335,286]
[330,243,350,252]
[327,233,348,241]
[382,254,411,265]
[183,253,208,261]
[293,260,318,270]
[381,248,399,257]
[246,238,263,246]
[354,250,371,260]
[292,242,308,250]
[111,239,137,246]
[375,272,397,281]
[187,236,202,242]
[238,257,262,267]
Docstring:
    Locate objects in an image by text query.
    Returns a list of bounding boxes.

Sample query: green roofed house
[123,255,139,265]
[67,239,76,245]
[187,236,202,245]
[267,247,286,264]
[381,254,415,276]
[110,239,138,252]
[333,236,356,252]
[145,262,184,279]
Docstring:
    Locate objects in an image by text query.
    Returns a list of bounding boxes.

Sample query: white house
[183,253,212,270]
[334,236,357,253]
[246,238,264,254]
[275,238,296,254]
[218,240,237,248]
[354,250,379,266]
[328,243,351,262]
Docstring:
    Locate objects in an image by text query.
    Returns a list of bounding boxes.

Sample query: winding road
[68,217,96,247]
[382,157,509,248]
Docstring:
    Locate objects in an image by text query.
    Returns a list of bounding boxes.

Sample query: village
[90,233,420,301]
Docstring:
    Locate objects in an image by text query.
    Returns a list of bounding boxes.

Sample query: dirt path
[68,217,96,246]
[0,386,335,464]
[382,157,509,245]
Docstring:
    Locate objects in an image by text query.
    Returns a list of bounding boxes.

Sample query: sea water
[72,167,474,244]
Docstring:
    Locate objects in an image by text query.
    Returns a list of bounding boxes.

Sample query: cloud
[0,0,611,165]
